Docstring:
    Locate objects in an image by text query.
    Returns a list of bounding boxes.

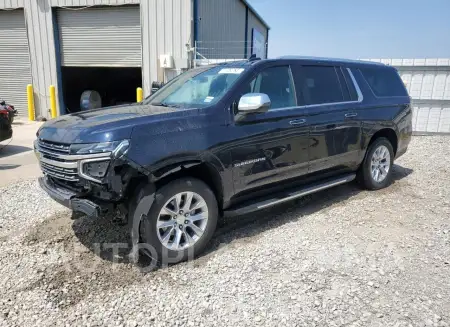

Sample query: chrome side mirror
[238,93,271,114]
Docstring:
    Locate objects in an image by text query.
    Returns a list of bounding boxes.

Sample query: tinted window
[247,66,296,109]
[299,66,344,105]
[360,67,407,97]
[342,68,358,101]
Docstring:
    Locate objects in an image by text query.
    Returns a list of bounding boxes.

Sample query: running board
[224,173,356,217]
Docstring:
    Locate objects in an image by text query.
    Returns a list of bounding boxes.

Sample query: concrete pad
[0,118,44,187]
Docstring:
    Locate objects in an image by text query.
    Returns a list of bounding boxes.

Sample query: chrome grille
[37,139,70,155]
[40,161,79,182]
[35,139,112,184]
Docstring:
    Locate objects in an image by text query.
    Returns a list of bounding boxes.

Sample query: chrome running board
[224,173,356,216]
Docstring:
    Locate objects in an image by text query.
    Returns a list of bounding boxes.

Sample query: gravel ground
[1,136,449,327]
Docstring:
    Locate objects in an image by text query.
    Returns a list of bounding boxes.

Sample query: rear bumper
[38,176,101,218]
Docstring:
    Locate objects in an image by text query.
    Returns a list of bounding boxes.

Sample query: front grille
[40,161,79,182]
[35,139,111,185]
[36,140,78,182]
[37,139,70,155]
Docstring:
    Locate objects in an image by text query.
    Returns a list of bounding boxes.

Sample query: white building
[0,0,269,118]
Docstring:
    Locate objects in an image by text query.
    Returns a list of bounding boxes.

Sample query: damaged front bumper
[38,176,102,218]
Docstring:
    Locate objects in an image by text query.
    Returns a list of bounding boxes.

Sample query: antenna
[248,54,261,62]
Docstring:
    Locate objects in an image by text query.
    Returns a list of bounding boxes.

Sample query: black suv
[35,56,412,263]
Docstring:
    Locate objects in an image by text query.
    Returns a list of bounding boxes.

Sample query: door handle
[289,119,306,125]
[345,113,358,118]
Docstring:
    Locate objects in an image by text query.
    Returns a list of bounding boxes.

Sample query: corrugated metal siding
[399,70,450,100]
[0,9,32,115]
[412,102,450,133]
[394,65,450,133]
[197,0,246,59]
[141,0,191,95]
[0,0,24,8]
[50,0,139,5]
[57,6,141,67]
[247,9,268,59]
[25,0,58,118]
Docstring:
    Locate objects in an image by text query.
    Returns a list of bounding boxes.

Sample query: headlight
[82,160,110,179]
[70,140,129,157]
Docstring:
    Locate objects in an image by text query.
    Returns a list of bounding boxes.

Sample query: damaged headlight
[74,140,130,182]
[70,140,129,155]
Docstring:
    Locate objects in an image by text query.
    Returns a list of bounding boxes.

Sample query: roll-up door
[0,9,32,116]
[57,6,141,67]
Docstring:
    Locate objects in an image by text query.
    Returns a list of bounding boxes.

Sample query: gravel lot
[1,136,449,327]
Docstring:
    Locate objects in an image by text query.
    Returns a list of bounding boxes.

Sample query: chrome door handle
[345,113,358,118]
[289,119,306,125]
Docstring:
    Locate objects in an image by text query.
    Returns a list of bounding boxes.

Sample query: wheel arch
[152,160,225,209]
[367,128,398,155]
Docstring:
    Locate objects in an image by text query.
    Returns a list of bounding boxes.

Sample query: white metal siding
[399,70,450,100]
[0,9,32,115]
[197,0,246,59]
[57,6,141,67]
[25,0,59,119]
[141,0,191,95]
[247,9,267,58]
[50,0,139,6]
[0,0,23,8]
[412,104,450,133]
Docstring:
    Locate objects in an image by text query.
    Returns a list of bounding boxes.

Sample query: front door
[229,64,310,198]
[292,64,362,174]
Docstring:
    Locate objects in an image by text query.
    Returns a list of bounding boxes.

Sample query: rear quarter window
[360,67,408,97]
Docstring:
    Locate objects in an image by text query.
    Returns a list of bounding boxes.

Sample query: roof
[278,56,385,66]
[363,58,450,67]
[241,0,270,30]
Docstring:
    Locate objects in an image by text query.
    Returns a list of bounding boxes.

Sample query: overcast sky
[248,0,450,59]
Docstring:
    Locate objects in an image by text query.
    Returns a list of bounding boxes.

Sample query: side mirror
[238,93,271,114]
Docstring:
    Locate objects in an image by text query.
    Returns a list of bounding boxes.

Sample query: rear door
[230,64,310,197]
[293,64,362,174]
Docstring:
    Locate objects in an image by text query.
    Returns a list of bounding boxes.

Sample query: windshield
[143,66,246,109]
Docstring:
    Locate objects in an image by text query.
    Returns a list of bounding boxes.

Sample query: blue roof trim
[241,0,270,30]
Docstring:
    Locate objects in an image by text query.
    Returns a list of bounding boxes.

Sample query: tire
[135,178,218,264]
[357,137,394,190]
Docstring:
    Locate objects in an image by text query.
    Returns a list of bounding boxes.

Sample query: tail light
[0,109,8,117]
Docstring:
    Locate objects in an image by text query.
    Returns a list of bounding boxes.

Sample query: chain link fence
[194,40,268,67]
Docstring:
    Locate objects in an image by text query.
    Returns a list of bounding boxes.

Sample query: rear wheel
[137,178,218,264]
[357,137,394,190]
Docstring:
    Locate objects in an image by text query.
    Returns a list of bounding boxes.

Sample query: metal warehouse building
[0,0,269,118]
[366,59,450,134]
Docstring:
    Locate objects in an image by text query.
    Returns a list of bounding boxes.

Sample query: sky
[247,0,450,59]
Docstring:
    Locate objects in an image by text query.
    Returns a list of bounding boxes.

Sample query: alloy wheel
[370,145,391,183]
[156,191,209,251]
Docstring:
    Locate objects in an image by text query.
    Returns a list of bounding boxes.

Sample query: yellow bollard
[49,85,57,119]
[27,84,35,121]
[137,87,143,102]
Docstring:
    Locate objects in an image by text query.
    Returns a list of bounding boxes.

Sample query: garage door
[0,9,32,116]
[57,6,141,67]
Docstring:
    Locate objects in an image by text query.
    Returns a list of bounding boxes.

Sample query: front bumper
[38,176,101,218]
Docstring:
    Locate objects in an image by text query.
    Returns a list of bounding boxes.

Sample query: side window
[360,67,408,97]
[247,66,296,109]
[299,66,344,105]
[342,67,359,101]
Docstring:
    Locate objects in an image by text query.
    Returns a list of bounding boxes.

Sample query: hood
[37,104,180,144]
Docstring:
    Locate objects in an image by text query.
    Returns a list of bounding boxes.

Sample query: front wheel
[357,137,394,190]
[138,178,218,264]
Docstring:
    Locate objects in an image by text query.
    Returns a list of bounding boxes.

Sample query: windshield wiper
[151,102,182,108]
